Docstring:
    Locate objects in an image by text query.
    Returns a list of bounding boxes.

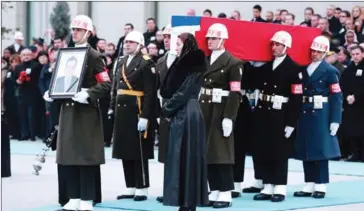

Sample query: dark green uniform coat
[110,53,157,160]
[199,51,243,164]
[56,46,111,166]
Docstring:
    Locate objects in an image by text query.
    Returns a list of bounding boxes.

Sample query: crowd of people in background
[1,4,364,162]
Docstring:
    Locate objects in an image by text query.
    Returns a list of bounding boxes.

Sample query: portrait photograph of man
[53,56,80,94]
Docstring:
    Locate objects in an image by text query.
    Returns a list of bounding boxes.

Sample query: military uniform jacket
[252,55,303,160]
[199,51,243,164]
[156,53,171,163]
[56,46,111,166]
[296,61,342,161]
[110,52,157,160]
[340,60,364,138]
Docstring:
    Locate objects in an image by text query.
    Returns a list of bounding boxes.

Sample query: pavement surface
[2,138,364,211]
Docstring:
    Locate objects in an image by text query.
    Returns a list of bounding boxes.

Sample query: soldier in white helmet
[154,23,177,203]
[109,30,157,202]
[252,31,303,203]
[199,23,244,209]
[43,15,112,211]
[294,35,342,199]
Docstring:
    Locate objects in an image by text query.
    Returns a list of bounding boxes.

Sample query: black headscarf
[161,33,202,99]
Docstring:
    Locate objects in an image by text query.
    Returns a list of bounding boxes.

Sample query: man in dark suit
[53,56,79,93]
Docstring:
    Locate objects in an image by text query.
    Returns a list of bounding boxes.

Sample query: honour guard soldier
[44,15,111,211]
[232,62,264,197]
[155,24,177,203]
[294,35,343,199]
[340,45,364,162]
[200,23,243,208]
[109,30,157,201]
[252,31,303,203]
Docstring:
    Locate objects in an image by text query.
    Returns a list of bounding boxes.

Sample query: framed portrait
[49,47,90,99]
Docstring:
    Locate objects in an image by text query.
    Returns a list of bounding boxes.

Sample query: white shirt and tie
[272,54,287,70]
[210,49,225,65]
[307,61,322,76]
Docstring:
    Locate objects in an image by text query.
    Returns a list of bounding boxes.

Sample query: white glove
[43,90,53,102]
[72,89,89,104]
[157,118,160,124]
[330,123,340,136]
[284,126,294,138]
[107,109,113,115]
[347,95,355,105]
[222,118,233,137]
[25,68,31,74]
[6,72,11,78]
[137,118,148,131]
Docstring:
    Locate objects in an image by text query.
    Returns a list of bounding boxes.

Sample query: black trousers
[58,165,102,205]
[351,138,364,162]
[233,156,262,182]
[256,158,288,185]
[62,165,99,201]
[122,159,150,189]
[208,164,234,192]
[1,116,11,178]
[303,161,329,184]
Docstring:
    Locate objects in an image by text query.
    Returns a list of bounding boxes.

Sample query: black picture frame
[49,47,90,99]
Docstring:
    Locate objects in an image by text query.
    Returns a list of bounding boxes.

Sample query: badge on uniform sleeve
[95,71,111,83]
[330,83,341,93]
[356,69,363,76]
[151,67,156,74]
[229,81,241,92]
[291,84,303,94]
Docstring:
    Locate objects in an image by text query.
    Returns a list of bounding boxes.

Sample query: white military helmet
[163,24,172,35]
[310,35,330,53]
[70,15,93,31]
[271,30,292,48]
[14,31,24,40]
[125,31,145,46]
[206,23,229,39]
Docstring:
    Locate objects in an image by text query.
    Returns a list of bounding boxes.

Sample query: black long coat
[110,53,157,160]
[340,60,364,138]
[161,49,209,207]
[252,55,303,160]
[156,53,171,163]
[234,62,256,159]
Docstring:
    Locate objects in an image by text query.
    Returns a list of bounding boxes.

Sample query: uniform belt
[117,89,144,96]
[302,96,328,103]
[259,93,289,103]
[201,88,230,96]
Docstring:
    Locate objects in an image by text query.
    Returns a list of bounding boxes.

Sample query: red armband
[291,84,303,94]
[330,83,341,93]
[229,81,241,92]
[95,71,111,83]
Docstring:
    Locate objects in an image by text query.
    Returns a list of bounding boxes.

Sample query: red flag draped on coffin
[194,17,322,65]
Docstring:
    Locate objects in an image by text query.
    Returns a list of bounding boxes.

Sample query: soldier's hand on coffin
[222,118,233,137]
[43,90,53,102]
[284,126,295,138]
[72,89,90,104]
[330,123,340,136]
[137,118,148,131]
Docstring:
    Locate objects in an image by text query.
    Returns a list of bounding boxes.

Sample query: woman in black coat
[160,33,209,211]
